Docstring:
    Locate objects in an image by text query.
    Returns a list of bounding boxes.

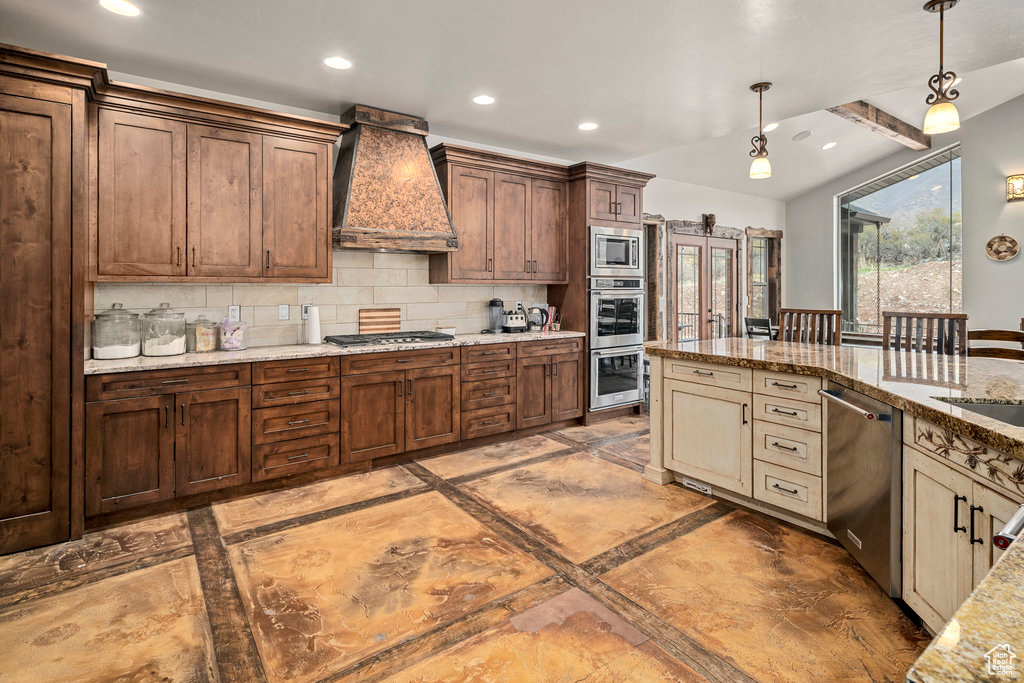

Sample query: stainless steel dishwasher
[820,381,903,597]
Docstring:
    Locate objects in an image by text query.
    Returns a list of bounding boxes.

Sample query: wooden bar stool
[968,328,1024,361]
[779,308,842,345]
[881,311,967,355]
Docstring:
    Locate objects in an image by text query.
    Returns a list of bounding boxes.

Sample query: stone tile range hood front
[332,105,458,252]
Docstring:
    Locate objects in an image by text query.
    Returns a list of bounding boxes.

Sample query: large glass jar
[91,303,141,359]
[142,303,186,356]
[186,317,219,353]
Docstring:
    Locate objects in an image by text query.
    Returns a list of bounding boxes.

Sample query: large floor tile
[212,465,423,536]
[554,414,649,446]
[0,513,191,597]
[598,433,650,467]
[0,557,217,682]
[386,587,705,682]
[460,451,711,563]
[602,509,931,681]
[228,490,551,681]
[419,433,568,480]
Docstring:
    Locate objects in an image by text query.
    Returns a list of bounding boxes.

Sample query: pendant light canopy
[922,0,961,135]
[749,82,772,180]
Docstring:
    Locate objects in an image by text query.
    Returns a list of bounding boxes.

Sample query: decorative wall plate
[985,234,1020,261]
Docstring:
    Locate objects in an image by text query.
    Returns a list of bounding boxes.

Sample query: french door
[669,234,739,342]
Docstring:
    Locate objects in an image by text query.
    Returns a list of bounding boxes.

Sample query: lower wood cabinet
[516,352,583,429]
[405,366,461,452]
[175,387,251,496]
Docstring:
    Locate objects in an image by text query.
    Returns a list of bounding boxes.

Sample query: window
[745,229,782,323]
[838,147,962,335]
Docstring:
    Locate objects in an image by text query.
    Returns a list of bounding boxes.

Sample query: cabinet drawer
[340,347,459,375]
[518,337,583,358]
[754,394,822,431]
[663,359,752,392]
[462,359,515,381]
[253,399,339,444]
[753,420,822,476]
[462,343,516,364]
[753,460,823,520]
[462,376,516,411]
[252,356,339,384]
[252,377,340,408]
[252,433,339,481]
[754,370,822,403]
[86,364,251,401]
[462,404,515,440]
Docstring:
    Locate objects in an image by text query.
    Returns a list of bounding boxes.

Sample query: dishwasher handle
[818,389,877,421]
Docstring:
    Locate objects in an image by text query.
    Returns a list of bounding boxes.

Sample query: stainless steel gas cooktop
[324,330,455,348]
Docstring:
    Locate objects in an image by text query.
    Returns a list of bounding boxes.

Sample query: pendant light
[922,0,960,135]
[749,82,772,180]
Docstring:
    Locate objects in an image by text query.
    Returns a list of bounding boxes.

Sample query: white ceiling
[3,0,1024,199]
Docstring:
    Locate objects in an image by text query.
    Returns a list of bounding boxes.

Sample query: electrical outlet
[278,304,290,321]
[301,303,312,320]
[228,305,241,323]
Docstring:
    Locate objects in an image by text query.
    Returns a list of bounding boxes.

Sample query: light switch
[278,304,290,320]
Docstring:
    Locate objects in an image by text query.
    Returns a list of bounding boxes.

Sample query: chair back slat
[779,308,841,346]
[968,328,1024,361]
[882,311,967,355]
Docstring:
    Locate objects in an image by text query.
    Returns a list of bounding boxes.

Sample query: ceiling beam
[826,100,931,151]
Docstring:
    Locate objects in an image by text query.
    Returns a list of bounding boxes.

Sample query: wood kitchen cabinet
[405,366,461,451]
[493,172,531,280]
[588,180,641,225]
[551,353,585,422]
[175,386,251,496]
[516,349,584,429]
[530,179,568,281]
[448,166,493,280]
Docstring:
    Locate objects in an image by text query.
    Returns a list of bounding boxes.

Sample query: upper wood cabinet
[429,145,568,284]
[92,94,341,283]
[587,180,642,225]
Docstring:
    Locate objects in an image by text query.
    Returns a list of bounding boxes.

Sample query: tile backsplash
[92,250,548,350]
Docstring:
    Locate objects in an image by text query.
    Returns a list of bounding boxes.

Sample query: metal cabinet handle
[970,505,985,545]
[771,407,800,417]
[692,369,715,377]
[286,390,309,396]
[482,419,499,425]
[818,389,876,420]
[772,483,799,496]
[287,453,310,461]
[771,441,799,452]
[480,350,500,356]
[407,379,413,397]
[771,381,799,389]
[266,250,272,268]
[161,378,189,385]
[742,403,748,425]
[481,391,500,398]
[526,260,532,273]
[396,358,414,363]
[533,260,537,274]
[954,494,968,533]
[287,368,310,374]
[180,404,185,426]
[553,363,558,377]
[177,246,182,267]
[397,381,403,398]
[165,405,169,429]
[487,258,492,272]
[287,418,310,426]
[191,247,197,268]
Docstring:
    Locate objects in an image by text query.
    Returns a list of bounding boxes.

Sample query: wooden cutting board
[359,308,401,333]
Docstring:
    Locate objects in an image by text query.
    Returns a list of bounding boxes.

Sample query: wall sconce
[1008,175,1024,202]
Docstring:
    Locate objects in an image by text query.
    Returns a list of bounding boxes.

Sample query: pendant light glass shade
[923,100,960,135]
[749,155,772,180]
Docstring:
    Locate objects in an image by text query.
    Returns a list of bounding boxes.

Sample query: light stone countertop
[85,331,585,375]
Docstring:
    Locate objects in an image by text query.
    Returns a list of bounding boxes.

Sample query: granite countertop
[645,338,1024,460]
[85,330,585,375]
[907,537,1024,682]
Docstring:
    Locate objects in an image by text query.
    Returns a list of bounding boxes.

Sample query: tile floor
[0,415,931,682]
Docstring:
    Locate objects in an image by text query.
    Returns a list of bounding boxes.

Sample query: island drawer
[754,394,822,432]
[462,404,515,440]
[462,343,516,364]
[462,376,516,411]
[752,460,822,521]
[252,377,340,408]
[252,433,339,481]
[253,399,339,444]
[663,359,752,392]
[754,370,822,403]
[518,338,583,358]
[462,359,516,381]
[252,357,339,384]
[753,420,822,476]
[86,363,251,401]
[341,347,459,375]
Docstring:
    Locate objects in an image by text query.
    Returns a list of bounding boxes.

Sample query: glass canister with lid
[142,303,187,356]
[91,303,141,359]
[186,316,219,353]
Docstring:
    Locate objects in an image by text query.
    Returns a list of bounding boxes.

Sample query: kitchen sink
[936,398,1024,427]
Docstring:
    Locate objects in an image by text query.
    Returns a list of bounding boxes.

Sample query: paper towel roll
[306,306,322,345]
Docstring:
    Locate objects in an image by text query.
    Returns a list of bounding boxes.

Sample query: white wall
[784,94,1024,330]
[642,177,786,231]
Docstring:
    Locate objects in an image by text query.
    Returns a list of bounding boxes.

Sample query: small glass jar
[142,303,187,356]
[220,319,247,351]
[186,316,219,353]
[91,303,141,359]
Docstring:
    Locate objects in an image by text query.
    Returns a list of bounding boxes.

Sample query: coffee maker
[486,298,504,334]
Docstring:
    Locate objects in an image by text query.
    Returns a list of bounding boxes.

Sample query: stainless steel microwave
[589,226,643,278]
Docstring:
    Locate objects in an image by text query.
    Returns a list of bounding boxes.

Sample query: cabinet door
[516,356,552,429]
[615,185,641,223]
[530,178,567,282]
[971,482,1020,587]
[175,387,251,496]
[902,447,973,632]
[85,396,174,515]
[449,166,493,280]
[0,94,72,553]
[262,136,329,279]
[405,366,461,451]
[589,181,618,222]
[97,109,187,276]
[340,371,405,463]
[187,124,262,277]
[551,353,583,422]
[493,172,531,280]
[663,379,752,495]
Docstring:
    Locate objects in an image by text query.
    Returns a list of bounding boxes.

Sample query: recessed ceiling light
[763,122,780,133]
[99,0,141,16]
[791,130,811,142]
[932,184,943,191]
[472,95,495,105]
[578,122,599,131]
[323,56,353,70]
[908,174,920,181]
[822,141,838,150]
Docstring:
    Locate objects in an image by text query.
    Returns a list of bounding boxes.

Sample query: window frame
[745,227,782,324]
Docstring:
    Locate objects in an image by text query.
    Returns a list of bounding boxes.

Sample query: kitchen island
[645,338,1023,681]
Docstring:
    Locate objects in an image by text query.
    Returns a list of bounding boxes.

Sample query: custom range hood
[332,105,458,252]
